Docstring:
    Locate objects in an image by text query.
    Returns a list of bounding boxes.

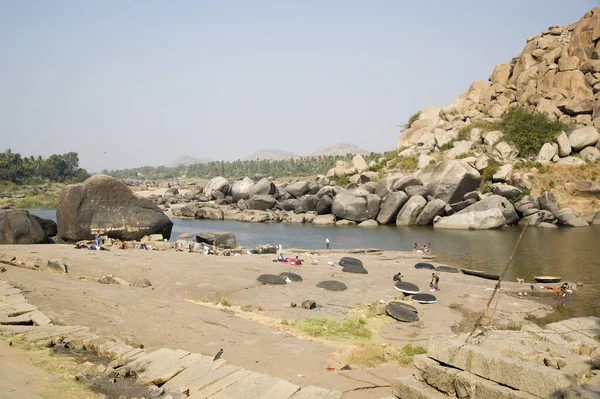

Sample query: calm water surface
[30,209,600,319]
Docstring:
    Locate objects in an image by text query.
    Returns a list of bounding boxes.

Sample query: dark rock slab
[386,302,419,322]
[316,280,348,292]
[339,257,363,266]
[342,264,368,274]
[412,293,437,304]
[388,301,417,313]
[257,274,286,285]
[394,281,420,294]
[414,262,435,270]
[279,272,303,282]
[436,265,459,273]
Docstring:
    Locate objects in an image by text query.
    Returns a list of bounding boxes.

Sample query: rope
[466,221,529,343]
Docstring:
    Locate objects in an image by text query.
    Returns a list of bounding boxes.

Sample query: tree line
[0,149,90,184]
[105,153,382,180]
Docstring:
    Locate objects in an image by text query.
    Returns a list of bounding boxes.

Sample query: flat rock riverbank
[0,244,555,397]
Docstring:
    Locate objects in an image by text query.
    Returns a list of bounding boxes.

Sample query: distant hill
[169,155,212,167]
[245,149,299,160]
[306,143,371,158]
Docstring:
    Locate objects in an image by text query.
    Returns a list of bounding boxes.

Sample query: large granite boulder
[316,186,336,199]
[332,193,380,222]
[539,191,560,218]
[313,214,336,225]
[316,195,333,215]
[396,195,427,226]
[204,176,230,199]
[491,184,522,199]
[230,177,255,202]
[568,126,599,151]
[414,199,447,226]
[420,160,481,204]
[196,207,224,220]
[0,210,49,244]
[295,195,319,214]
[196,232,238,248]
[251,178,276,196]
[247,195,277,211]
[434,208,505,230]
[514,195,540,214]
[376,192,409,225]
[57,175,173,241]
[31,214,58,237]
[392,176,423,192]
[458,194,519,225]
[285,181,311,198]
[375,173,404,198]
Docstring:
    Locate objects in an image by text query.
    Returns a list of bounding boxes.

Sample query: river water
[30,209,600,319]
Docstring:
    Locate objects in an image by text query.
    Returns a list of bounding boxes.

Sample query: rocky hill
[306,143,371,157]
[169,155,212,167]
[245,149,298,160]
[392,7,600,215]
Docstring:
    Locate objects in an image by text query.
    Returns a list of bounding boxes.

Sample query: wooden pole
[466,222,529,342]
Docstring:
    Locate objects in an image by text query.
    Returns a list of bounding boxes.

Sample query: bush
[405,111,422,130]
[499,106,569,158]
[438,142,454,152]
[332,176,350,186]
[395,155,419,172]
[455,151,476,159]
[457,120,498,138]
[479,159,501,189]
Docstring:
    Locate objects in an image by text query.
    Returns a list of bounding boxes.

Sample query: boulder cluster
[146,161,599,230]
[397,7,600,169]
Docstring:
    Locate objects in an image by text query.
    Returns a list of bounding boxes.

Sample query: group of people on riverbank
[413,242,432,253]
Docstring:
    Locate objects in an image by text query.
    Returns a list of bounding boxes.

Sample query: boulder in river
[196,232,238,248]
[204,177,230,199]
[434,208,505,230]
[31,214,58,237]
[332,193,380,222]
[230,177,255,202]
[420,160,481,204]
[376,191,408,225]
[396,195,427,226]
[0,209,49,244]
[247,195,277,211]
[295,195,319,214]
[316,195,333,215]
[251,178,276,196]
[285,181,311,198]
[414,198,447,226]
[458,194,519,225]
[57,175,173,242]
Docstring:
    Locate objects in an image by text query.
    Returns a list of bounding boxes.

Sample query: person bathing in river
[413,242,419,251]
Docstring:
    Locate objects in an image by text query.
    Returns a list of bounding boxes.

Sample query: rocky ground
[0,244,555,397]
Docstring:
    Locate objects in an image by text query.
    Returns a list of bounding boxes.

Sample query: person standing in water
[325,237,330,250]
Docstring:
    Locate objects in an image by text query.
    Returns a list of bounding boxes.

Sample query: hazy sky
[1,1,596,172]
